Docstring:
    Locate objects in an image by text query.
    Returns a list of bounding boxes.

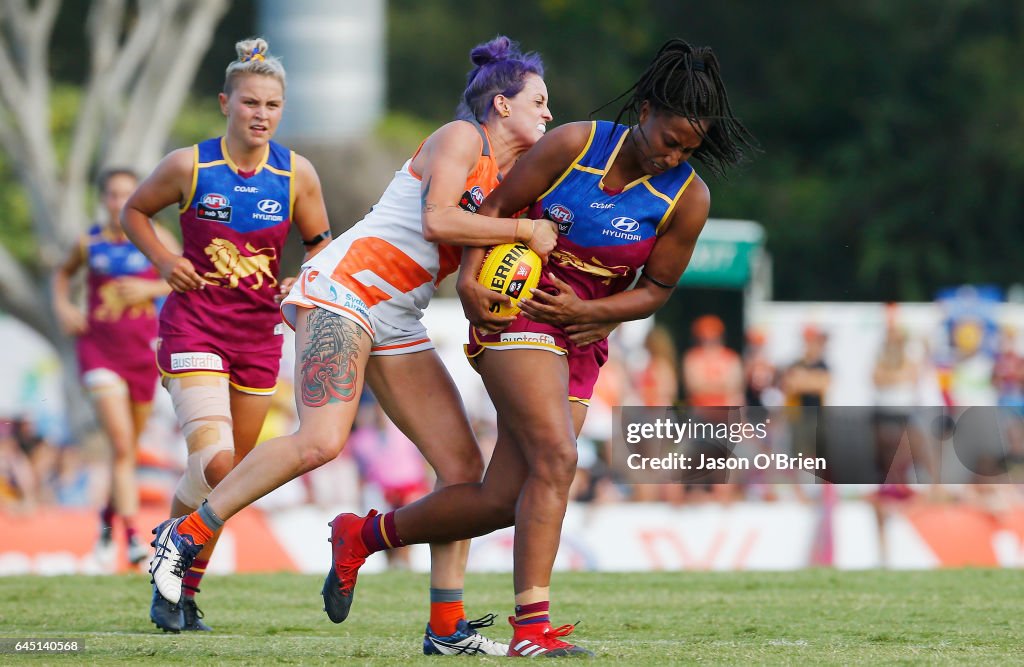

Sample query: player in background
[147,36,564,655]
[52,168,174,571]
[123,37,332,633]
[325,38,758,657]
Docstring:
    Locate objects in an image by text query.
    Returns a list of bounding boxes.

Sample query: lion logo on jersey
[550,249,631,285]
[203,238,278,289]
[95,281,156,321]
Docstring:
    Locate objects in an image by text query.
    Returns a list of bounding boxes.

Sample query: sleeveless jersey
[81,224,160,351]
[160,137,294,350]
[530,120,696,301]
[466,121,697,402]
[306,121,499,324]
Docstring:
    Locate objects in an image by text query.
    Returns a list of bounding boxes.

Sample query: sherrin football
[476,242,543,317]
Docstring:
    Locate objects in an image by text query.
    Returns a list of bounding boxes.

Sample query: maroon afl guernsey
[157,137,293,393]
[468,121,697,402]
[77,224,161,402]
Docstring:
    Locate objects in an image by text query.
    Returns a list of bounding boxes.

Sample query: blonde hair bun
[224,36,285,94]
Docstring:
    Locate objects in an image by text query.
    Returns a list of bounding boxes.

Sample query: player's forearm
[422,208,532,247]
[51,271,73,311]
[576,286,669,325]
[456,247,489,291]
[147,278,173,299]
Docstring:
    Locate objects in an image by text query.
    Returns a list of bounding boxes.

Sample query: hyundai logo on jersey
[253,198,285,222]
[610,217,640,233]
[257,199,282,214]
[197,193,232,222]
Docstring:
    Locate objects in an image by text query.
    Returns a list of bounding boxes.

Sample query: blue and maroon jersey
[82,224,160,348]
[160,137,294,350]
[529,120,697,301]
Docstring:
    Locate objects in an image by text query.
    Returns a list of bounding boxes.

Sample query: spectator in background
[782,325,831,408]
[0,419,38,513]
[625,327,685,503]
[743,327,779,408]
[678,317,745,501]
[782,325,831,460]
[992,326,1024,409]
[682,315,744,408]
[636,324,679,408]
[873,320,920,414]
[866,311,942,566]
[12,415,47,458]
[739,327,784,501]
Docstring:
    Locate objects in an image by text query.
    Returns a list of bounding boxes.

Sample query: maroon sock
[359,511,404,554]
[182,558,209,599]
[100,504,115,529]
[514,600,550,626]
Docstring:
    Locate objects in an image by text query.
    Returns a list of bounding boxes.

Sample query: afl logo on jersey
[458,185,486,213]
[548,204,574,223]
[202,193,229,209]
[610,217,639,233]
[547,204,575,235]
[197,193,232,222]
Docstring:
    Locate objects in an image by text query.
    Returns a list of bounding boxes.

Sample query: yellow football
[476,242,543,317]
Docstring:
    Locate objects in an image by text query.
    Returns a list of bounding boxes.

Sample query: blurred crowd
[5,305,1024,527]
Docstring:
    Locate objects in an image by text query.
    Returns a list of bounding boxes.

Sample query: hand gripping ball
[476,242,543,317]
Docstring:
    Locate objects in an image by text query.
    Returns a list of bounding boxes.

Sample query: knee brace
[166,377,234,509]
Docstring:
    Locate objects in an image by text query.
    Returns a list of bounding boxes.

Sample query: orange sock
[177,512,214,545]
[430,600,465,637]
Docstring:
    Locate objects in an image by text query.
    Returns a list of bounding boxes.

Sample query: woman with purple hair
[149,36,556,655]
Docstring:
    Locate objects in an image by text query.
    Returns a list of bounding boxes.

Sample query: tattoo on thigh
[300,309,364,407]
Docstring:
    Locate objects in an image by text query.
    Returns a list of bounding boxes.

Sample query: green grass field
[2,570,1022,665]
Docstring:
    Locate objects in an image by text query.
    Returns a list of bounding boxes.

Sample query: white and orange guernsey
[282,120,499,355]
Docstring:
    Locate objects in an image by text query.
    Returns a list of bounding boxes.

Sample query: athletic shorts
[156,329,282,395]
[77,336,158,404]
[464,317,608,404]
[281,266,435,356]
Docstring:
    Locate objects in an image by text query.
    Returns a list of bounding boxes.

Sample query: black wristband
[302,230,332,247]
[643,271,675,289]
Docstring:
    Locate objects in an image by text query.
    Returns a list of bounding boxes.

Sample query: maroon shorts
[77,336,158,404]
[156,330,283,395]
[465,318,608,404]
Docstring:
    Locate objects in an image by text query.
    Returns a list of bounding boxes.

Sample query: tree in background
[0,0,229,431]
[0,0,229,334]
[388,0,1024,302]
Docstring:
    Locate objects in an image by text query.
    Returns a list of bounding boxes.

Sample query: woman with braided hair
[326,38,757,657]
